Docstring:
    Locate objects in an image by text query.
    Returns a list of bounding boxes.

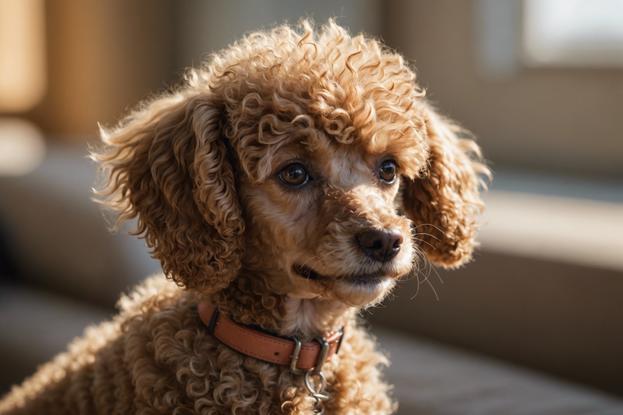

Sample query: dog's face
[239,139,418,306]
[96,21,487,308]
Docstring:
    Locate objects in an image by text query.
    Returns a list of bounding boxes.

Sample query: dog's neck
[280,296,355,338]
[210,271,356,340]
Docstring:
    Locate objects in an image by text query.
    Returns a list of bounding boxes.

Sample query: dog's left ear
[95,92,244,292]
[402,104,488,268]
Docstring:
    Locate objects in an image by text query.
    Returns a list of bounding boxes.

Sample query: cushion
[0,144,160,306]
[378,329,623,415]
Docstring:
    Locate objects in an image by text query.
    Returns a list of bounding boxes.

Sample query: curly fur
[0,20,487,414]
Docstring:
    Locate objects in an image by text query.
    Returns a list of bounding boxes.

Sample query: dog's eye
[278,163,310,188]
[378,159,397,184]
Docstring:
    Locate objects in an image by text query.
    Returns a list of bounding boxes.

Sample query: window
[523,0,623,66]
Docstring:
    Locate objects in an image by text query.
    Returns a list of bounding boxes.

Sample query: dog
[0,20,487,414]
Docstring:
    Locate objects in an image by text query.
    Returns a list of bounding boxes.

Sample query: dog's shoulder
[114,273,205,337]
[116,273,186,312]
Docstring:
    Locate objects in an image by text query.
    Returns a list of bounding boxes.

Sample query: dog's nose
[356,229,403,262]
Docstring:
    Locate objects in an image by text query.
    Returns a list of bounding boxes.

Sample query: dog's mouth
[292,263,388,286]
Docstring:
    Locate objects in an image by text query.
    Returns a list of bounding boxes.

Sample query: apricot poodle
[0,20,487,414]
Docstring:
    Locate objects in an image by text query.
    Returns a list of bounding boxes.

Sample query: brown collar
[197,302,344,373]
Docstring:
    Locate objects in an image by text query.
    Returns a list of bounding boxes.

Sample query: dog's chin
[332,275,396,307]
[292,264,397,307]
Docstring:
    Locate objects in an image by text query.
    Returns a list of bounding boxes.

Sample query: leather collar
[197,302,344,372]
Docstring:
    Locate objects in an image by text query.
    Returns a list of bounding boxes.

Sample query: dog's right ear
[94,92,244,292]
[401,104,488,269]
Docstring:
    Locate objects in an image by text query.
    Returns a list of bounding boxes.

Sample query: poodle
[0,20,487,414]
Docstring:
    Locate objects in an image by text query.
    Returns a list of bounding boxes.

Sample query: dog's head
[95,21,487,307]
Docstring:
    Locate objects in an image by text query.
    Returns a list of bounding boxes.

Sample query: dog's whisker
[411,236,439,251]
[412,223,445,232]
[410,251,442,301]
[423,255,444,287]
[410,271,422,300]
[411,231,442,242]
[423,272,440,301]
[430,263,444,285]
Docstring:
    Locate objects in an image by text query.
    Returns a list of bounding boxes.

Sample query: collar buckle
[289,334,333,375]
[312,336,330,374]
[289,337,304,374]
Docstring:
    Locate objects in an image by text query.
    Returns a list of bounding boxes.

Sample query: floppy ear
[94,92,244,291]
[402,105,488,268]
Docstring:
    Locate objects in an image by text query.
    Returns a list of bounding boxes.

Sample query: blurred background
[0,0,621,413]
